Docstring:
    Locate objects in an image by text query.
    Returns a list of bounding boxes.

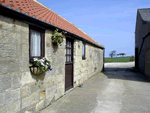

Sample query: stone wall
[0,15,103,113]
[73,40,103,87]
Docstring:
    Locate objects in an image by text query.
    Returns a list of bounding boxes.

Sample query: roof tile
[0,0,101,45]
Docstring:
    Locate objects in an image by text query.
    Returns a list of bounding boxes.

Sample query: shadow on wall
[103,67,150,83]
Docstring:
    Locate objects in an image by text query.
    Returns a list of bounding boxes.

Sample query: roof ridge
[138,8,150,10]
[33,0,98,43]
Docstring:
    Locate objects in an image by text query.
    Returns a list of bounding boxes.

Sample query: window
[29,26,45,63]
[82,42,86,60]
[65,39,73,63]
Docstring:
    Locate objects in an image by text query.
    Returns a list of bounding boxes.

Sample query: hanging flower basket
[52,29,66,46]
[29,65,42,75]
[29,57,52,75]
[52,36,63,45]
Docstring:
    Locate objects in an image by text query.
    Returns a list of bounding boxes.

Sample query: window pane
[67,49,69,54]
[66,41,69,47]
[82,43,85,56]
[69,56,71,61]
[69,42,71,47]
[67,56,69,62]
[31,30,41,57]
[69,49,71,54]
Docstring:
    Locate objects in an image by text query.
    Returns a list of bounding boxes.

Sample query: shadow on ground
[103,67,150,83]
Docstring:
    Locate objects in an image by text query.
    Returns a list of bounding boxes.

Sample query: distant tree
[117,54,120,57]
[119,53,126,57]
[109,50,116,58]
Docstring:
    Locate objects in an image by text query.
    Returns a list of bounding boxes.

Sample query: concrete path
[40,62,150,113]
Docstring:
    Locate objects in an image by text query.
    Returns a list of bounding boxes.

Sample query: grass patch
[105,57,134,63]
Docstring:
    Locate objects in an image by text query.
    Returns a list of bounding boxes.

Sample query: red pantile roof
[0,0,101,46]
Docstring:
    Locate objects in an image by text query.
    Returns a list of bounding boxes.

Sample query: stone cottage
[0,0,105,112]
[135,8,150,76]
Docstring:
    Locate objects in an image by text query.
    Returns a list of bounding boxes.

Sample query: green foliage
[105,57,134,63]
[130,56,135,61]
[52,29,65,45]
[118,53,126,57]
[109,50,116,58]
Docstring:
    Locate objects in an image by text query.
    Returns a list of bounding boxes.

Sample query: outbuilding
[135,8,150,76]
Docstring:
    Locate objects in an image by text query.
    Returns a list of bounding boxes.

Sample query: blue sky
[39,0,150,57]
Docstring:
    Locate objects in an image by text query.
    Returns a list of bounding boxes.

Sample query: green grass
[105,57,134,63]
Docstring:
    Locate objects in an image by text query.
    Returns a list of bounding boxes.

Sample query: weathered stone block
[5,100,20,113]
[22,92,39,109]
[46,47,51,56]
[1,16,14,30]
[35,100,44,111]
[21,22,29,34]
[40,90,45,100]
[0,30,21,44]
[46,85,56,101]
[57,82,64,90]
[5,88,20,104]
[54,74,63,84]
[57,67,65,75]
[56,49,65,57]
[12,74,20,88]
[0,44,17,58]
[45,86,57,106]
[21,86,29,97]
[0,106,6,113]
[30,83,40,94]
[20,61,30,72]
[0,15,3,24]
[44,97,52,107]
[51,57,57,66]
[0,29,3,38]
[22,44,29,59]
[21,33,29,44]
[14,20,22,32]
[21,72,36,86]
[24,111,33,113]
[49,66,59,77]
[74,63,82,70]
[1,63,20,74]
[0,75,11,92]
[45,31,52,47]
[55,89,63,101]
[45,77,54,88]
[74,56,82,63]
[0,57,19,65]
[0,93,4,106]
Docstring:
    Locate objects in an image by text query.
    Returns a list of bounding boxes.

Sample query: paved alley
[40,62,150,113]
